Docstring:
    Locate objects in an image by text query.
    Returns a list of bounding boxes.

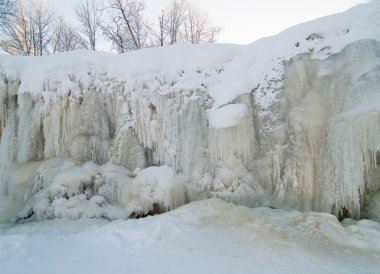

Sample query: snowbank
[0,199,379,274]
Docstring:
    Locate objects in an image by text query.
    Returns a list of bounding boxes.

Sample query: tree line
[0,0,221,55]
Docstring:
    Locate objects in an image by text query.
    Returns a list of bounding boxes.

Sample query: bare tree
[103,0,147,52]
[101,16,127,53]
[29,0,55,56]
[0,0,16,23]
[148,0,220,46]
[52,17,86,53]
[146,9,167,47]
[0,0,82,56]
[157,10,166,46]
[0,0,33,55]
[74,0,102,51]
[183,3,220,44]
[1,0,221,55]
[165,0,186,45]
[126,1,147,49]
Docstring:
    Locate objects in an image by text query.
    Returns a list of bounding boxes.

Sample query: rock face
[1,2,380,223]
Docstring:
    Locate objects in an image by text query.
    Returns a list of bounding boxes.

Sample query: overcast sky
[51,0,368,47]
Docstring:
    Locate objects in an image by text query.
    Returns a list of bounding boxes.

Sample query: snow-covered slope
[1,1,380,223]
[1,199,380,274]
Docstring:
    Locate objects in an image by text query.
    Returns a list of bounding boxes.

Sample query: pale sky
[51,0,368,46]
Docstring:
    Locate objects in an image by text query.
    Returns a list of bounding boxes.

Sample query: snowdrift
[1,1,380,222]
[1,199,380,274]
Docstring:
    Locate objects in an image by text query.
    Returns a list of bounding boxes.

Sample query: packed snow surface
[1,199,380,274]
[1,1,380,224]
[208,104,248,129]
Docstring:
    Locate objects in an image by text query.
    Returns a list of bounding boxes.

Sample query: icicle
[323,112,380,218]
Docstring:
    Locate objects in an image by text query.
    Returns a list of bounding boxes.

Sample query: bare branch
[29,0,55,55]
[52,16,87,53]
[0,0,33,55]
[103,0,148,52]
[165,0,186,45]
[74,0,102,51]
[0,0,17,22]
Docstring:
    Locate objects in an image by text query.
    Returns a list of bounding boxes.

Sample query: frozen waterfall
[1,2,380,223]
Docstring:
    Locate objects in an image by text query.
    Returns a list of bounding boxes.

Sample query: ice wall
[1,2,380,223]
[263,40,380,219]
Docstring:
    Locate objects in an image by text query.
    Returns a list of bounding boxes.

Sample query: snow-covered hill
[1,1,380,223]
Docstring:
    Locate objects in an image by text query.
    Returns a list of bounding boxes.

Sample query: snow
[1,1,380,223]
[119,165,187,216]
[0,3,380,271]
[208,104,248,129]
[0,2,379,109]
[2,159,187,222]
[0,199,379,274]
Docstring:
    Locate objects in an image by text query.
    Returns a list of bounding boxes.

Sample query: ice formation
[1,2,380,223]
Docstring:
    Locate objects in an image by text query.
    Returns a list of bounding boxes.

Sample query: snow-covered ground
[1,199,379,274]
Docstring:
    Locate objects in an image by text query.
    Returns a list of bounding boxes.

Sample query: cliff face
[1,3,380,223]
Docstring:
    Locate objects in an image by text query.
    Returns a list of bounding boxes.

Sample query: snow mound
[9,159,186,222]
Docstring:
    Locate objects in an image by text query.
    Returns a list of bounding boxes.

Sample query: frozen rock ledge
[1,1,380,223]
